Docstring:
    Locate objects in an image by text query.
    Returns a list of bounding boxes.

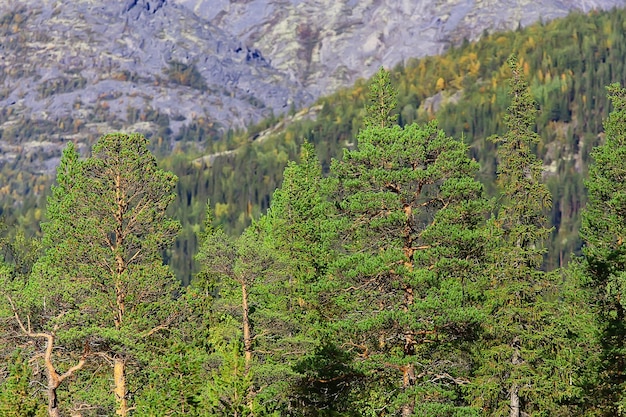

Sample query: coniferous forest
[2,54,626,416]
[4,6,626,417]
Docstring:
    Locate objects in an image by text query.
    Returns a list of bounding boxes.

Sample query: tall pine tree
[31,133,182,416]
[330,67,488,416]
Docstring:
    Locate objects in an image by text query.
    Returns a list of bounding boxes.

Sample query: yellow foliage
[544,71,552,83]
[469,60,481,75]
[496,36,509,45]
[285,130,294,145]
[215,202,230,219]
[561,73,568,93]
[436,77,446,91]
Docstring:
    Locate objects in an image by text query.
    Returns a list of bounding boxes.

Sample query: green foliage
[364,67,398,129]
[580,83,626,415]
[468,57,589,416]
[2,8,626,416]
[328,68,488,415]
[0,350,46,417]
[29,133,183,413]
[199,325,255,417]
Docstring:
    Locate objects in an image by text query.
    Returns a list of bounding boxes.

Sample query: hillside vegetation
[2,7,626,282]
[2,64,626,416]
[152,7,626,281]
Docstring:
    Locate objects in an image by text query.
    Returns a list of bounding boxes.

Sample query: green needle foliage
[330,68,488,416]
[469,56,589,416]
[28,133,182,415]
[580,83,626,415]
[0,350,45,417]
[259,142,357,415]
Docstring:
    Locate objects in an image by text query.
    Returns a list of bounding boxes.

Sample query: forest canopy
[0,60,625,416]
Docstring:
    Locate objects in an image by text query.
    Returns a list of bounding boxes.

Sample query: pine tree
[31,133,182,416]
[0,145,89,417]
[330,67,488,416]
[196,212,275,415]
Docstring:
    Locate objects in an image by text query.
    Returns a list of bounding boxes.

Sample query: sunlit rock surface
[0,0,623,154]
[177,0,625,97]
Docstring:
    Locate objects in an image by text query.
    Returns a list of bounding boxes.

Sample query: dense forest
[157,6,626,281]
[4,8,626,283]
[2,59,626,416]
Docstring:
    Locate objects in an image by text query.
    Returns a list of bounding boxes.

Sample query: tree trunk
[114,358,128,417]
[509,383,520,417]
[7,298,87,417]
[241,282,252,369]
[47,377,61,417]
[401,364,415,417]
[510,337,522,417]
[241,281,255,412]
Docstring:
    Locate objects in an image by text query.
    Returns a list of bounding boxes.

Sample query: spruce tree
[469,57,588,416]
[580,83,626,414]
[258,143,359,415]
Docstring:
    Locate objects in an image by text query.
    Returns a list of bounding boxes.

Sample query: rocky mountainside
[178,0,625,97]
[0,0,624,175]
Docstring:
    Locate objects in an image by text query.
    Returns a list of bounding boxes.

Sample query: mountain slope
[161,6,626,280]
[179,0,625,97]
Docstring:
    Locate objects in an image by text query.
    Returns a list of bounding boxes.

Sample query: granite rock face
[177,0,626,97]
[0,0,310,135]
[0,0,624,169]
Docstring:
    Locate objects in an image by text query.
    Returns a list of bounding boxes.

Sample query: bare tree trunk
[510,383,520,417]
[241,281,255,412]
[8,296,87,417]
[114,358,128,417]
[510,337,522,417]
[47,376,61,417]
[241,282,252,369]
[401,364,416,417]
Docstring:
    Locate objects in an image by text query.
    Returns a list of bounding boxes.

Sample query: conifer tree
[30,133,181,416]
[258,143,359,414]
[0,350,46,417]
[580,83,626,414]
[330,67,488,416]
[469,57,588,416]
[0,150,89,417]
[196,210,275,415]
